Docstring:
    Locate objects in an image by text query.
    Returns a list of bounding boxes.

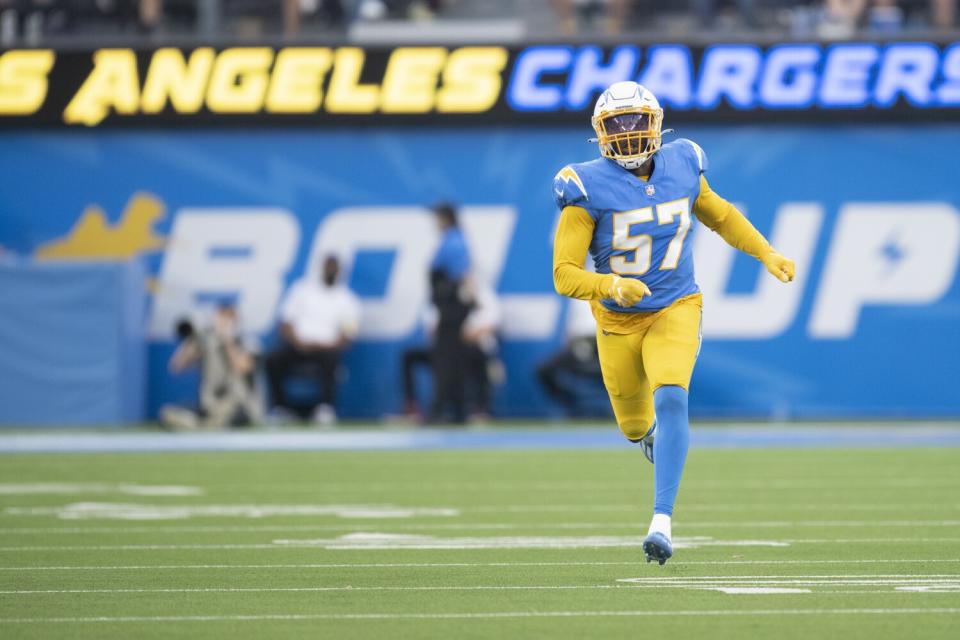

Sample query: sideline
[1,424,959,453]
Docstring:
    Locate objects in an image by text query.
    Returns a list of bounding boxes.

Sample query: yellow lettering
[206,48,273,113]
[63,49,139,126]
[325,48,379,113]
[380,47,447,113]
[141,48,214,114]
[437,47,508,113]
[0,50,55,115]
[266,48,332,113]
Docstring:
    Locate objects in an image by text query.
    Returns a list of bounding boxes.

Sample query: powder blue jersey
[553,138,708,312]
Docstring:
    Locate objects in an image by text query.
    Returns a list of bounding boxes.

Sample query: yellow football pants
[595,294,703,442]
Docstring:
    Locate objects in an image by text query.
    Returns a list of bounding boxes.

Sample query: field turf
[0,445,958,638]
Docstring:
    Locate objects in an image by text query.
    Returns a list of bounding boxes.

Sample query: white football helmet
[592,81,664,170]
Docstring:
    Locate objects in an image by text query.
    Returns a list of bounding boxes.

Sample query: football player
[552,81,795,565]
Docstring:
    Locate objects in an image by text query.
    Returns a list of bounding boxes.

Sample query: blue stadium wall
[1,124,959,420]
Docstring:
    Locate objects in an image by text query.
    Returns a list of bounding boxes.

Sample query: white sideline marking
[3,503,459,521]
[0,483,201,496]
[6,537,960,552]
[271,533,789,550]
[3,559,960,571]
[2,608,959,623]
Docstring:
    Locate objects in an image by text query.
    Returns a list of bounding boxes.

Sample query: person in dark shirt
[427,202,473,424]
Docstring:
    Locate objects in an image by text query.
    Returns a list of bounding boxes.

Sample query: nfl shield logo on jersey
[645,184,656,197]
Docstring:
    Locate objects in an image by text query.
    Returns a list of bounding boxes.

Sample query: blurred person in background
[161,303,263,430]
[818,0,867,36]
[693,0,757,28]
[400,334,432,421]
[866,0,904,32]
[537,299,602,417]
[931,0,956,29]
[356,0,444,21]
[427,201,473,424]
[282,0,346,35]
[266,255,360,426]
[550,0,628,35]
[401,280,502,423]
[460,277,504,422]
[0,0,74,42]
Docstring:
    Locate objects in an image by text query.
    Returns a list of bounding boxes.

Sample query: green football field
[0,445,958,638]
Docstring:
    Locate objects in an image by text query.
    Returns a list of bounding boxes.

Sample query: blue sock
[653,385,690,517]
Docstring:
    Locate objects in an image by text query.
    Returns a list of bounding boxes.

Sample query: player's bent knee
[619,419,654,442]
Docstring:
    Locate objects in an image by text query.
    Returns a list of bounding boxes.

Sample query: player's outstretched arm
[692,175,795,283]
[553,205,651,305]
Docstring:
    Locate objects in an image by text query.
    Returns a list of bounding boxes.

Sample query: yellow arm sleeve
[552,205,615,300]
[693,175,772,260]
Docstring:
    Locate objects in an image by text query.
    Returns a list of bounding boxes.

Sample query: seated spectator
[266,255,360,425]
[537,299,604,417]
[161,303,263,430]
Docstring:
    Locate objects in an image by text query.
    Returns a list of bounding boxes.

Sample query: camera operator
[160,303,263,430]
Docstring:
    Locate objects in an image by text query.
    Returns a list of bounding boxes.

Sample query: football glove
[762,249,795,283]
[605,274,651,306]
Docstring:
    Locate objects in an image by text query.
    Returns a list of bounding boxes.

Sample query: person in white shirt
[266,256,360,424]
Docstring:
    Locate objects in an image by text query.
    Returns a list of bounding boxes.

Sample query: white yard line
[783,538,960,544]
[3,503,460,520]
[3,582,959,595]
[1,519,958,535]
[836,590,960,594]
[692,520,960,528]
[2,608,959,623]
[468,503,960,513]
[618,574,960,579]
[185,479,960,491]
[4,575,960,596]
[0,483,201,496]
[0,558,958,571]
[0,544,282,551]
[0,585,661,595]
